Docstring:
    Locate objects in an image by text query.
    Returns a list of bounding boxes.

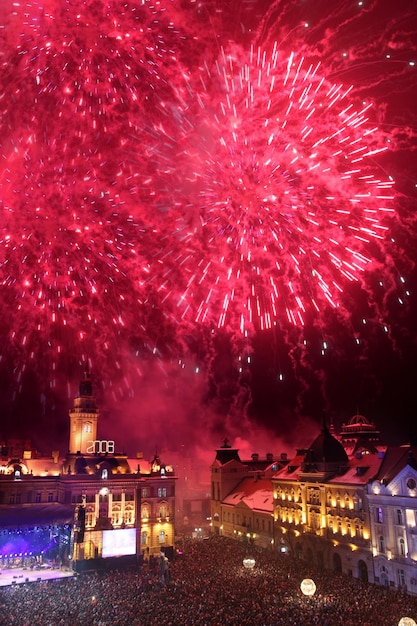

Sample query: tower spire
[79,360,93,397]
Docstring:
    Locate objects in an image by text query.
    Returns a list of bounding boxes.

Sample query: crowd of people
[1,535,417,625]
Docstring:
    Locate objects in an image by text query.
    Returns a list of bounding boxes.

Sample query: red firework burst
[158,44,396,333]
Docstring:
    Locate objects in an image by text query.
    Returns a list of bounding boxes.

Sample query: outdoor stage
[0,566,75,587]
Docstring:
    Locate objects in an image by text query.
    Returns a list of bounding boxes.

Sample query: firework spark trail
[159,43,399,337]
[0,0,197,391]
[0,0,415,416]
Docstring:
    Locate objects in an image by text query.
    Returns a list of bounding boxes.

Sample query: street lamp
[243,557,256,569]
[398,619,417,626]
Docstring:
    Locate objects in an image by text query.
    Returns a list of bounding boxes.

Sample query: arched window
[399,538,406,557]
[83,422,92,433]
[159,531,165,544]
[101,469,108,480]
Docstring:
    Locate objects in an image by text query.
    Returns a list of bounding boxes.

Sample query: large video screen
[102,528,136,558]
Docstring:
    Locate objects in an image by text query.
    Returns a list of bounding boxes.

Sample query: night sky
[0,0,416,459]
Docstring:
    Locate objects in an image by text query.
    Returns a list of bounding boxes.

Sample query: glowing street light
[398,619,417,626]
[243,557,256,569]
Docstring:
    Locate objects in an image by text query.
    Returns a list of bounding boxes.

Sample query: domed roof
[304,426,348,466]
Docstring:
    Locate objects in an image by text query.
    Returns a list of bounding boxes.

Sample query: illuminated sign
[86,440,115,454]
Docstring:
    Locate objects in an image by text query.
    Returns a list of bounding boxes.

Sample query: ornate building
[211,439,288,547]
[367,444,417,593]
[210,415,417,594]
[0,368,176,570]
[272,419,384,582]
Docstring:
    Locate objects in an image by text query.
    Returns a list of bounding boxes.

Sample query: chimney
[251,453,259,462]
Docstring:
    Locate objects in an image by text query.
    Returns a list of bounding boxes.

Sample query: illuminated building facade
[367,445,417,594]
[0,369,176,569]
[211,416,417,594]
[271,420,383,583]
[211,439,288,548]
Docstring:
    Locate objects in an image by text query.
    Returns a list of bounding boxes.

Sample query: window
[379,535,385,553]
[83,422,92,433]
[124,507,133,525]
[376,507,383,524]
[35,492,41,503]
[101,469,108,480]
[48,492,54,502]
[396,509,403,525]
[406,509,416,528]
[399,538,406,557]
[111,509,121,526]
[142,488,148,498]
[141,505,149,520]
[86,510,94,527]
[398,569,406,587]
[158,487,167,498]
[159,531,165,544]
[141,531,147,545]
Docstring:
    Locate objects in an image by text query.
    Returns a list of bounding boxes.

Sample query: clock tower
[68,364,99,454]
